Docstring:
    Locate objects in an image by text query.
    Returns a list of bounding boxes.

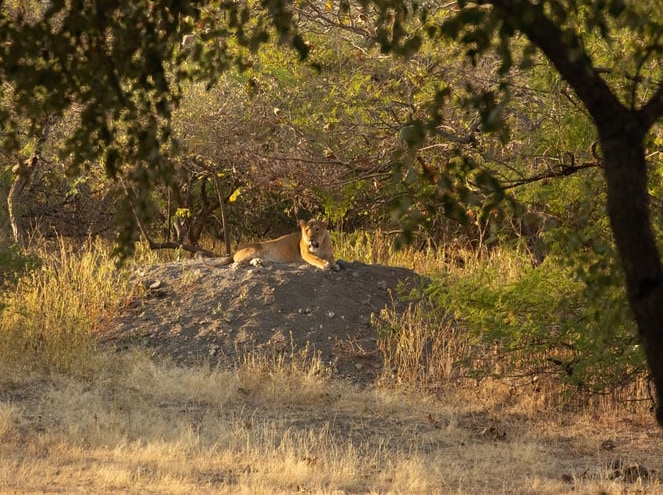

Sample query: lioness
[218,219,340,271]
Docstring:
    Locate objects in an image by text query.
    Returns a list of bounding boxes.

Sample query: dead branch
[120,179,218,258]
[502,157,601,190]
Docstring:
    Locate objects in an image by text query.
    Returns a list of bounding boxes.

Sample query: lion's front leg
[301,251,340,271]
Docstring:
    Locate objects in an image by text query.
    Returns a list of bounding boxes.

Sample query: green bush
[0,244,40,311]
[427,250,645,393]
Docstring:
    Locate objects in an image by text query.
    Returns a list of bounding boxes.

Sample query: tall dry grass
[0,237,133,373]
[2,349,661,494]
[332,229,448,271]
[374,298,466,389]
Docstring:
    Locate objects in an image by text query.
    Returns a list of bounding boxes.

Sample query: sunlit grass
[0,237,133,373]
[1,349,660,494]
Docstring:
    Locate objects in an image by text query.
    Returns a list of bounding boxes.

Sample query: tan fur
[218,219,340,271]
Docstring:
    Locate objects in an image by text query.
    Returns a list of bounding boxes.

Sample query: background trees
[1,1,662,415]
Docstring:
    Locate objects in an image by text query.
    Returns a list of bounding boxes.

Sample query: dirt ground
[102,258,426,382]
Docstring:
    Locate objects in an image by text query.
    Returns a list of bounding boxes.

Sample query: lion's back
[260,231,303,263]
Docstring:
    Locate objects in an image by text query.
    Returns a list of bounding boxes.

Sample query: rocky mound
[101,259,426,383]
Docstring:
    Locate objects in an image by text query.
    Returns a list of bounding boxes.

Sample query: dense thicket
[3,2,635,250]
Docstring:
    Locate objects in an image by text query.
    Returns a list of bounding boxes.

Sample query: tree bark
[521,13,663,423]
[7,116,54,246]
[601,131,663,424]
[212,173,232,256]
[7,164,32,246]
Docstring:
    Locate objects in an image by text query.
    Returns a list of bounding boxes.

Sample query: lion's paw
[324,261,341,272]
[249,258,264,267]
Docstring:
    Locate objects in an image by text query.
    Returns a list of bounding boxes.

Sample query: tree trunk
[7,116,54,246]
[8,151,43,246]
[7,164,31,246]
[488,0,663,425]
[601,130,663,424]
[212,173,232,256]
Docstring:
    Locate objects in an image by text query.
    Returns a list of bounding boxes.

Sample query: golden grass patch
[0,350,661,494]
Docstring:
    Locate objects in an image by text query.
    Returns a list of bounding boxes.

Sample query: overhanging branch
[502,160,600,190]
[479,0,628,131]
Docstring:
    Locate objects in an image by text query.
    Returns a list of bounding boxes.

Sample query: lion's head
[299,219,329,252]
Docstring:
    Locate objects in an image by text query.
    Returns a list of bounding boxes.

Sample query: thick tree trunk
[601,131,663,423]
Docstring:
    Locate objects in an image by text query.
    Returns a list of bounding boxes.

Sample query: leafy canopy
[0,0,309,252]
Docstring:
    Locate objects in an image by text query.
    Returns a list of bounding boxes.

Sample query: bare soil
[102,259,426,382]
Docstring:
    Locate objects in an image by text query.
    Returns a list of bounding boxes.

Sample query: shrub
[427,250,646,393]
[0,244,39,303]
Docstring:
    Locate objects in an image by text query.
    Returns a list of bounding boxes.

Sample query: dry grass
[1,350,661,494]
[1,239,662,494]
[0,237,133,373]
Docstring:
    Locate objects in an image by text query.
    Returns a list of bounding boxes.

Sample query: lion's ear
[321,218,329,228]
[298,219,306,228]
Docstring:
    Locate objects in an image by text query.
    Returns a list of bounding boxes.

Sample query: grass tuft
[374,297,467,389]
[0,238,132,374]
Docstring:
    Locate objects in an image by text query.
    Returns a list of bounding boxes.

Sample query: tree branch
[120,179,218,258]
[479,0,630,136]
[638,80,663,129]
[502,160,600,190]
